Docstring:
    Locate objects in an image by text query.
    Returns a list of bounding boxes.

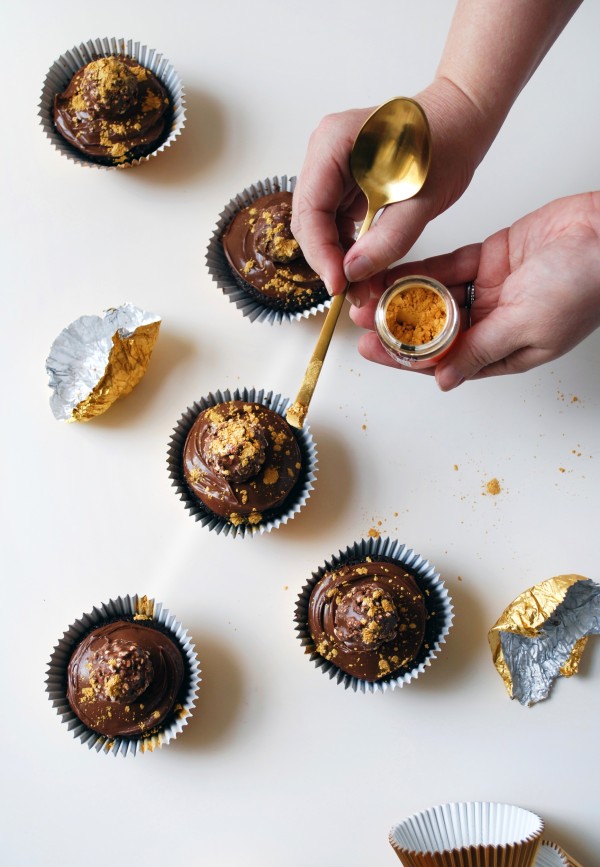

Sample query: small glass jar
[375,275,460,369]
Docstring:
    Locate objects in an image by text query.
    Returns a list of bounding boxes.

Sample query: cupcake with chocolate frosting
[40,38,185,168]
[46,594,201,756]
[168,387,317,538]
[206,176,331,324]
[295,537,453,693]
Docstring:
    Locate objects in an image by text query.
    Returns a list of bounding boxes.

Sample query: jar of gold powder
[374,276,460,369]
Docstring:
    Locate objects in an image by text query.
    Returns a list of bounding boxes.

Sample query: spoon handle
[285,207,378,428]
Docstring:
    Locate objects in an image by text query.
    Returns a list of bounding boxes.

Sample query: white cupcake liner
[295,536,453,694]
[46,594,201,756]
[205,175,332,324]
[39,37,185,169]
[167,386,318,539]
[537,842,570,867]
[389,802,543,867]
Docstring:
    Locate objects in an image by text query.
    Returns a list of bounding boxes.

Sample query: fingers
[435,306,525,390]
[383,243,483,289]
[343,197,432,283]
[347,242,485,320]
[292,109,374,295]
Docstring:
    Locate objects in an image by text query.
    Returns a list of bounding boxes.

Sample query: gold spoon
[286,97,432,428]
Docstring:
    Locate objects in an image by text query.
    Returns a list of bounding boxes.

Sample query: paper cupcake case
[39,37,185,169]
[389,802,544,867]
[536,842,570,867]
[46,594,201,757]
[294,536,453,694]
[167,386,318,539]
[205,175,332,324]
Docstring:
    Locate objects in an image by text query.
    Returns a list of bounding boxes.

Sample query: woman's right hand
[291,78,493,300]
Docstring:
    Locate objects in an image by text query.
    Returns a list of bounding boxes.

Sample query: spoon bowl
[350,97,431,239]
[286,97,432,428]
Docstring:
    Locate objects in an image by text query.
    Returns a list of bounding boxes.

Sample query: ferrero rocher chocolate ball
[253,200,300,263]
[203,417,268,483]
[334,583,399,651]
[89,638,154,703]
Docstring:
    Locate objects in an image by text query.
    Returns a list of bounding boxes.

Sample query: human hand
[291,78,493,297]
[350,192,600,389]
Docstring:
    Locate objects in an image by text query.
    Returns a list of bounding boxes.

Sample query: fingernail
[346,292,361,308]
[323,277,334,296]
[344,255,373,283]
[436,366,465,392]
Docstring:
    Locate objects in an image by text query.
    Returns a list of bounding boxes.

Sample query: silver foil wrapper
[489,576,600,706]
[46,302,161,421]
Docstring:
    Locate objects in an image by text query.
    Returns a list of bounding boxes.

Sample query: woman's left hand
[350,192,600,390]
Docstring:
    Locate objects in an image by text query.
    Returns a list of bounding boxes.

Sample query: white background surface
[2,2,599,865]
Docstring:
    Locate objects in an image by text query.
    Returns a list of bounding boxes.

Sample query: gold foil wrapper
[488,575,600,705]
[46,303,161,422]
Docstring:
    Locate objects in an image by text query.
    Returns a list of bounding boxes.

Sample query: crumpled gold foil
[46,303,160,422]
[488,575,600,705]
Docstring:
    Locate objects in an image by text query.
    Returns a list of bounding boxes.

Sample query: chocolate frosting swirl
[222,192,328,310]
[308,560,427,681]
[67,620,184,737]
[53,57,171,165]
[183,400,301,526]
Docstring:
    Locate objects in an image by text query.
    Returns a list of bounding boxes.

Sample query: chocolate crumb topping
[67,620,184,737]
[222,192,328,311]
[183,400,301,525]
[308,560,427,681]
[53,57,171,165]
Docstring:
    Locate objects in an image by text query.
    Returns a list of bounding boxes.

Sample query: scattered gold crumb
[559,467,566,473]
[367,527,380,539]
[283,585,288,590]
[453,464,458,471]
[485,477,501,495]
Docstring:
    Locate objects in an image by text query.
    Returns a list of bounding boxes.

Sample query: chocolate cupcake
[206,176,332,324]
[168,387,317,538]
[295,537,453,693]
[46,595,201,756]
[39,38,185,168]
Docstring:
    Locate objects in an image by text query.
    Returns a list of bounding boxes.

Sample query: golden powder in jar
[386,285,447,345]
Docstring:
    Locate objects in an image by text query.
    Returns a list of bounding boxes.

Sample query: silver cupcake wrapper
[39,37,186,169]
[295,536,453,694]
[205,175,332,325]
[167,386,318,539]
[46,594,201,756]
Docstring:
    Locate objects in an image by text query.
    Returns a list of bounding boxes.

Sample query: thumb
[435,309,522,391]
[343,199,429,283]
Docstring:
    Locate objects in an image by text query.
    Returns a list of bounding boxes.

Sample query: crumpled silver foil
[488,575,600,706]
[46,303,161,421]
